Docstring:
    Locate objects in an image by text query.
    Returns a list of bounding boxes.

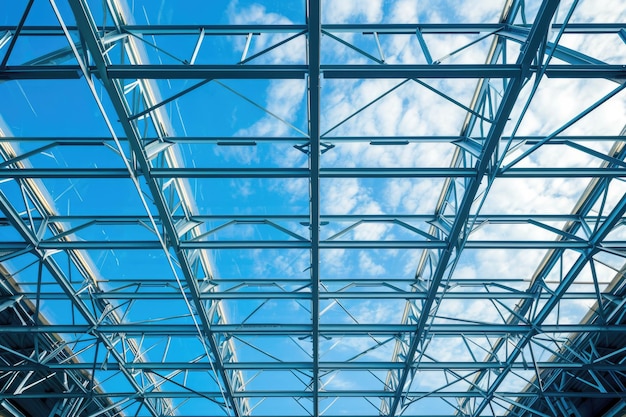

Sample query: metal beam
[65,0,245,414]
[3,22,624,36]
[3,64,623,80]
[1,0,625,415]
[4,239,620,250]
[2,167,623,178]
[470,180,626,417]
[385,2,562,415]
[2,323,624,336]
[0,212,611,224]
[2,134,623,144]
[3,360,625,372]
[307,2,322,416]
[0,191,163,416]
[6,290,606,300]
[106,64,307,79]
[0,390,623,400]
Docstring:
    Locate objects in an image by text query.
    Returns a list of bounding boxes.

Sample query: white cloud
[234,79,306,138]
[352,300,404,324]
[321,78,473,139]
[322,0,383,24]
[479,177,588,215]
[357,251,386,275]
[571,0,626,24]
[220,3,626,398]
[268,178,309,204]
[436,297,506,326]
[228,1,306,65]
[389,0,419,23]
[558,32,626,65]
[213,143,260,166]
[422,336,473,363]
[458,1,505,23]
[509,77,625,139]
[321,248,348,276]
[229,1,293,26]
[322,178,380,215]
[230,178,254,197]
[383,178,443,213]
[251,249,310,278]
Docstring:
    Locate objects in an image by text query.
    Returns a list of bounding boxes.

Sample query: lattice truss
[0,0,625,416]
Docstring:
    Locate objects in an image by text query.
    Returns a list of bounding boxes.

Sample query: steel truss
[0,0,625,417]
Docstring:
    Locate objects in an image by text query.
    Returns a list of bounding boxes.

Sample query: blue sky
[1,0,626,416]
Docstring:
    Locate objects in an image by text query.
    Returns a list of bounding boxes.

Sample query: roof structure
[0,0,625,416]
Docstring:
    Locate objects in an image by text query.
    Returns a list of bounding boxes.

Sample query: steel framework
[0,0,625,416]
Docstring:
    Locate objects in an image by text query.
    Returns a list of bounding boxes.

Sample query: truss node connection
[0,1,625,417]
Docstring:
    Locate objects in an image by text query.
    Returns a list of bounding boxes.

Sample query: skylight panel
[1,1,625,416]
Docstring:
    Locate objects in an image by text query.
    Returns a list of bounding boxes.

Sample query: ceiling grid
[0,0,625,416]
